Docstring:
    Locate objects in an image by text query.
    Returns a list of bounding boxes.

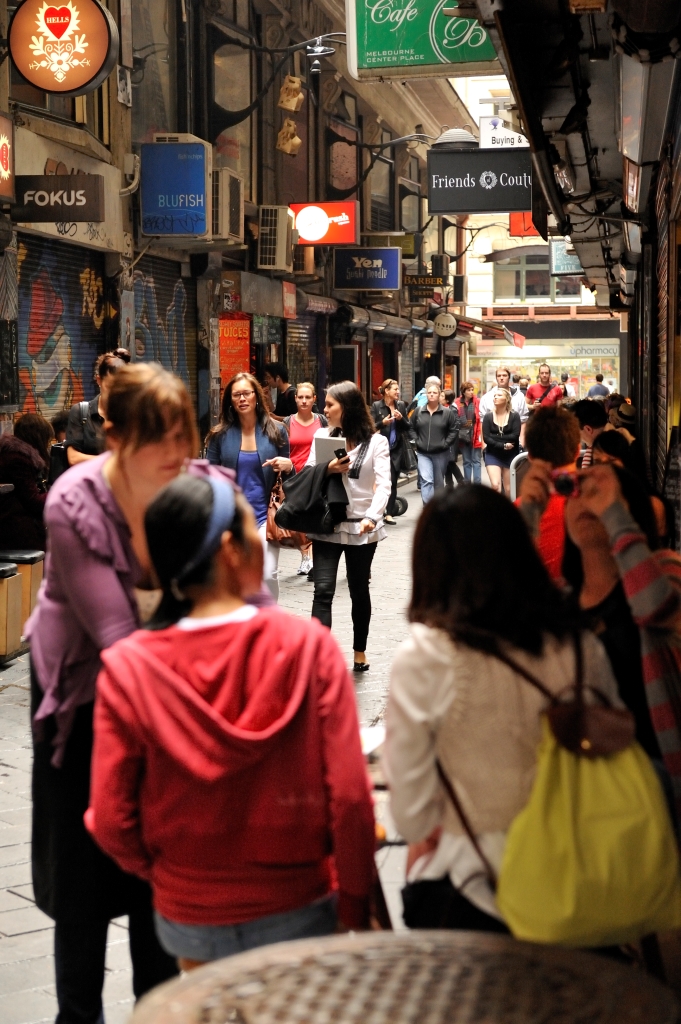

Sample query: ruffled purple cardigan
[26,454,272,765]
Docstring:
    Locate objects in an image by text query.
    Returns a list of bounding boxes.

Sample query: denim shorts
[154,895,337,962]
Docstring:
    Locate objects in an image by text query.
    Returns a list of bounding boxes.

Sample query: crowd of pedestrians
[4,353,681,1020]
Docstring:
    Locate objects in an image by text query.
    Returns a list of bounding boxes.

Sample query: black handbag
[47,442,70,487]
[274,469,346,535]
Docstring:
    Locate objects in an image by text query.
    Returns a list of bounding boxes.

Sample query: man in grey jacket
[409,383,460,503]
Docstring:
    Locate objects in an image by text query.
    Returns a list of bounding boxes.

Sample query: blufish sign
[427,149,533,215]
[12,174,104,221]
[140,141,211,236]
[9,0,119,96]
[346,0,499,80]
[334,247,401,290]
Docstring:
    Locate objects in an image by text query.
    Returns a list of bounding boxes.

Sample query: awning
[483,245,550,263]
[382,314,413,336]
[296,290,338,315]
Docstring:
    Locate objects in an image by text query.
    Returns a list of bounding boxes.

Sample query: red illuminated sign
[290,201,360,245]
[509,212,540,237]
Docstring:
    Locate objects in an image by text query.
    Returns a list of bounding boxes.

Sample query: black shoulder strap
[79,400,89,425]
[435,761,498,891]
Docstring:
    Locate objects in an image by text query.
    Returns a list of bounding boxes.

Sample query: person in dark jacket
[371,379,409,524]
[0,414,54,548]
[482,388,521,495]
[65,352,125,465]
[206,372,291,601]
[409,383,459,504]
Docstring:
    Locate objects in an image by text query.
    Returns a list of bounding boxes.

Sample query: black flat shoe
[353,662,370,672]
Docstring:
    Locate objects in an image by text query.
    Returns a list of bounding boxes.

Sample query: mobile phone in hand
[335,448,349,460]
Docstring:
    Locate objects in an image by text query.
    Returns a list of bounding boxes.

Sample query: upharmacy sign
[427,148,532,215]
[346,0,499,81]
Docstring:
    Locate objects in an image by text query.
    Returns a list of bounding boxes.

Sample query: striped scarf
[602,503,681,817]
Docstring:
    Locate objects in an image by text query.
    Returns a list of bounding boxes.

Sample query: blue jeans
[416,451,450,503]
[461,444,481,484]
[154,895,337,962]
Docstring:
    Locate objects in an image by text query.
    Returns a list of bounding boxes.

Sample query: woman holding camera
[482,388,521,495]
[306,381,391,672]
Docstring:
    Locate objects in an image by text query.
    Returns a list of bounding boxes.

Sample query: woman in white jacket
[383,484,620,931]
[306,381,391,672]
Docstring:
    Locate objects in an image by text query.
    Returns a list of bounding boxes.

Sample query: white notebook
[314,435,347,464]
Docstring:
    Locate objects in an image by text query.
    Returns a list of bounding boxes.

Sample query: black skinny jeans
[387,447,402,515]
[311,540,378,652]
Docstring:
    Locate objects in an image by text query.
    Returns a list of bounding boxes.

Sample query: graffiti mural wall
[131,256,197,397]
[16,234,106,417]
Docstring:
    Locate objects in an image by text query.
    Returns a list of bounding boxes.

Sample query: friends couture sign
[427,149,533,215]
[9,0,119,96]
[346,0,499,80]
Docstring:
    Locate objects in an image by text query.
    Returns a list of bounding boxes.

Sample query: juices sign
[346,0,498,79]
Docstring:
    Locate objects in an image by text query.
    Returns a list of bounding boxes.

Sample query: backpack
[446,635,681,947]
[47,401,89,488]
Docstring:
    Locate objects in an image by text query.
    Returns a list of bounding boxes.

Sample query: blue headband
[176,477,236,585]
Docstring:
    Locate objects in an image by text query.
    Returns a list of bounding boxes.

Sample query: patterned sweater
[601,502,681,817]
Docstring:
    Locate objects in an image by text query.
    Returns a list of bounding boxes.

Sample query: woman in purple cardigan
[26,364,242,1023]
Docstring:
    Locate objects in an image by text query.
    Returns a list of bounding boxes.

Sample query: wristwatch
[363,517,377,527]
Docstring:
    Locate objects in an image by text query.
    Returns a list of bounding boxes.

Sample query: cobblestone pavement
[0,480,421,1023]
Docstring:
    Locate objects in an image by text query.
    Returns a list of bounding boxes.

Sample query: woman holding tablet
[305,382,391,672]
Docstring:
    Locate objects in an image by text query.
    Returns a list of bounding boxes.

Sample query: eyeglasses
[232,390,255,399]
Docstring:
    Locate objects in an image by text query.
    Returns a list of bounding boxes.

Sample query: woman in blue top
[206,372,291,600]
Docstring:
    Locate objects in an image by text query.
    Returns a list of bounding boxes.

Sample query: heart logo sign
[44,7,72,38]
[0,135,11,182]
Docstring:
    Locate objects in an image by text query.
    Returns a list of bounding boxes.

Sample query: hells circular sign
[9,0,119,96]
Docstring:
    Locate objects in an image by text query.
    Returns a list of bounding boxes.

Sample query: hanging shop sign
[12,174,104,220]
[509,212,540,237]
[140,141,211,237]
[290,201,360,245]
[433,311,457,337]
[549,238,584,276]
[218,314,250,389]
[427,149,532,215]
[9,0,119,96]
[406,274,445,301]
[282,281,297,319]
[479,116,529,150]
[346,0,499,81]
[0,113,14,204]
[333,247,401,290]
[504,326,525,349]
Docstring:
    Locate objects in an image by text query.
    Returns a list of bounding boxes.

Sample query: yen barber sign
[427,149,532,215]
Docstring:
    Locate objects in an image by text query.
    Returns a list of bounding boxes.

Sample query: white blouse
[305,428,391,545]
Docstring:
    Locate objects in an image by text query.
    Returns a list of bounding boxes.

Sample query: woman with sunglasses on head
[207,372,292,601]
[306,381,391,673]
[85,473,375,970]
[371,379,409,525]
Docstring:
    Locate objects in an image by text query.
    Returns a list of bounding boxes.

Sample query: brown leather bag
[266,474,308,550]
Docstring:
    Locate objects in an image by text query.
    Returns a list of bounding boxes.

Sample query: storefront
[469,342,620,399]
[285,292,338,398]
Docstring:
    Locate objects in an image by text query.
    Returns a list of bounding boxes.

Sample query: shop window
[494,254,582,303]
[370,156,393,231]
[213,44,252,198]
[132,0,177,145]
[339,93,357,126]
[400,181,420,232]
[407,156,420,183]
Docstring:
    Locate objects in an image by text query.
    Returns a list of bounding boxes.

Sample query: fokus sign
[346,0,499,81]
[334,247,401,290]
[12,174,104,220]
[9,0,119,96]
[427,149,532,215]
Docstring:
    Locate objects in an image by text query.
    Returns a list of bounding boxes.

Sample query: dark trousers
[445,452,464,487]
[311,540,378,651]
[54,880,177,1024]
[387,447,401,515]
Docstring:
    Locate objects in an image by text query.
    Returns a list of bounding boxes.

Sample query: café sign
[334,247,401,290]
[9,0,119,96]
[346,0,499,81]
[290,201,360,245]
[427,149,533,215]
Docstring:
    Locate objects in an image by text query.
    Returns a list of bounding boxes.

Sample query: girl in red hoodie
[86,474,375,969]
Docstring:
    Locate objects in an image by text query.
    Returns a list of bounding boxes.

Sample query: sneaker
[384,515,396,525]
[298,556,312,575]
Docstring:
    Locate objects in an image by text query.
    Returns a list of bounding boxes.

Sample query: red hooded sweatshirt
[85,607,375,929]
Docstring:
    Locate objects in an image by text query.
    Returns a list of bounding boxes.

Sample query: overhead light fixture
[307,37,335,59]
[309,59,321,74]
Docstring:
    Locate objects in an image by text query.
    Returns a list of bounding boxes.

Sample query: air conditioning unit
[212,169,244,243]
[258,206,294,272]
[293,245,315,275]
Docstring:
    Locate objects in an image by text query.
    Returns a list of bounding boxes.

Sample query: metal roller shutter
[656,162,671,492]
[16,233,107,416]
[131,256,198,403]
